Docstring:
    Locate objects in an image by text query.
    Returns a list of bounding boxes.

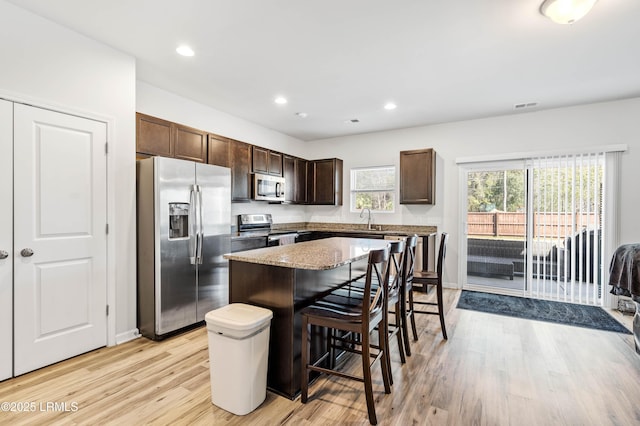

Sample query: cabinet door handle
[0,250,8,259]
[20,248,34,257]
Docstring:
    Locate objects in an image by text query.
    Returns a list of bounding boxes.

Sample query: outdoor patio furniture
[467,229,602,282]
[467,239,522,280]
[467,255,514,280]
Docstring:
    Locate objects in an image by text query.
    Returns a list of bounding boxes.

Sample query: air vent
[514,102,538,110]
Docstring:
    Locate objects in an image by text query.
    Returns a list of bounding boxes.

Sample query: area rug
[457,290,632,334]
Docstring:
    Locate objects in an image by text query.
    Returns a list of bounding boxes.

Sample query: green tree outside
[467,165,602,214]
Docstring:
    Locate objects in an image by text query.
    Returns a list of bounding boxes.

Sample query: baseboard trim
[443,281,459,289]
[115,329,141,345]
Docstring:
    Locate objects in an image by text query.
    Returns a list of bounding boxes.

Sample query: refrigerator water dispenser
[169,203,189,239]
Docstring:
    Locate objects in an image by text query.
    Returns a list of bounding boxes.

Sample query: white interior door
[13,104,108,376]
[0,99,13,381]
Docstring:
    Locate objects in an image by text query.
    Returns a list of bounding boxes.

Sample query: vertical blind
[528,152,605,305]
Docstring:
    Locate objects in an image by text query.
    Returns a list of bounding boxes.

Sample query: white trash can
[205,303,273,415]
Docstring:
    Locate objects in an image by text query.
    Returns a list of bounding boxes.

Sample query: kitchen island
[223,237,390,399]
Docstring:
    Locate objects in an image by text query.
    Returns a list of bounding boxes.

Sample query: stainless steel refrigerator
[137,156,231,339]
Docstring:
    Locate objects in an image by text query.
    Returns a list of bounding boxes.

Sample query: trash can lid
[205,303,273,331]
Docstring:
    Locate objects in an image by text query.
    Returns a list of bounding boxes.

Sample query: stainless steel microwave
[252,173,286,202]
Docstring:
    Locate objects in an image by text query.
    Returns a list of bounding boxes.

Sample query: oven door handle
[268,233,298,246]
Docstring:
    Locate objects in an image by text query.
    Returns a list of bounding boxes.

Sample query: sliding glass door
[527,154,604,304]
[466,165,527,292]
[463,153,606,306]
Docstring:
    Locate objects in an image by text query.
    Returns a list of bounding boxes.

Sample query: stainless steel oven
[252,173,285,202]
[236,214,298,247]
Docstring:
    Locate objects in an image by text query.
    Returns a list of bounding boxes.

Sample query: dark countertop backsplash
[271,222,437,236]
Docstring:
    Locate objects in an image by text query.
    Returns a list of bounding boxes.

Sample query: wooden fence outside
[468,212,599,237]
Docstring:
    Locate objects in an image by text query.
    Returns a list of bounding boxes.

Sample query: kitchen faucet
[360,207,372,230]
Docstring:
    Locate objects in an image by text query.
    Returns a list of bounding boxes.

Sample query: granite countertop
[231,223,437,240]
[223,237,391,270]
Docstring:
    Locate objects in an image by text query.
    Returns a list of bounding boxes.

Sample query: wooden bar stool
[327,240,407,383]
[399,235,418,355]
[409,232,449,340]
[300,246,392,425]
[382,239,407,380]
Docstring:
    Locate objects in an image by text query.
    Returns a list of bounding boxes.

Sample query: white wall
[306,97,640,287]
[0,0,137,342]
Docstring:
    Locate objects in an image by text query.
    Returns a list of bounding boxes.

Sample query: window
[350,166,395,212]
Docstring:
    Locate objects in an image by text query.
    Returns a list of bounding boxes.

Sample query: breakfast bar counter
[223,237,390,399]
[225,236,390,270]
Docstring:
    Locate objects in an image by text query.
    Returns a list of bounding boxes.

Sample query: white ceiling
[8,0,640,141]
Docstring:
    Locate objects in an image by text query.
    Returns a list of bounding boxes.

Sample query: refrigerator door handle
[189,186,197,264]
[196,185,204,264]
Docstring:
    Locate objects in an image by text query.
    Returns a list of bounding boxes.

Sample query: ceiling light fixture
[176,45,195,57]
[539,0,598,25]
[274,97,288,105]
[384,102,397,110]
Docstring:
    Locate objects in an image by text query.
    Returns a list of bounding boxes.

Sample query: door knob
[20,248,34,257]
[0,250,8,259]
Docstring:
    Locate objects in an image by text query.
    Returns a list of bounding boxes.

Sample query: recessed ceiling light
[176,45,194,57]
[295,112,308,118]
[384,103,397,110]
[274,97,288,105]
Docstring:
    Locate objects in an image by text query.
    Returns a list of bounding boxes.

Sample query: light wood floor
[1,289,639,425]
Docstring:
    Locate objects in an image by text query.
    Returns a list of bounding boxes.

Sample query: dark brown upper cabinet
[294,158,308,204]
[207,134,230,168]
[309,158,343,205]
[252,146,282,176]
[136,113,173,157]
[136,113,206,163]
[283,155,295,202]
[268,151,283,176]
[283,155,308,204]
[252,146,268,174]
[230,139,252,202]
[173,123,207,163]
[400,148,435,205]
